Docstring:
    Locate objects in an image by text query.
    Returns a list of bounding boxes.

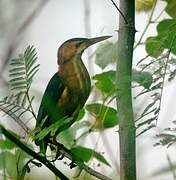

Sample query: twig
[155,49,171,125]
[109,0,128,24]
[134,0,157,49]
[153,8,165,22]
[0,106,30,133]
[0,125,69,180]
[154,35,176,125]
[0,124,112,180]
[136,54,150,66]
[26,92,37,120]
[57,144,112,180]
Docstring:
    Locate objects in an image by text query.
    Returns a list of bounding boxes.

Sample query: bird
[35,36,111,154]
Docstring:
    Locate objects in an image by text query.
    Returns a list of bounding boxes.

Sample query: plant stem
[134,0,157,50]
[116,0,136,180]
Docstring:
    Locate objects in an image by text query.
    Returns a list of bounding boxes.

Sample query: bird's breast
[58,60,91,116]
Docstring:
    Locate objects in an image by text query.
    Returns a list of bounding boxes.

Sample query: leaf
[93,70,152,96]
[132,70,153,89]
[0,139,15,149]
[85,103,118,128]
[163,0,176,18]
[135,0,156,12]
[34,117,72,141]
[93,71,116,96]
[76,108,85,121]
[9,45,39,92]
[0,152,17,177]
[57,121,91,148]
[145,37,165,58]
[15,149,31,173]
[70,146,110,166]
[145,19,176,57]
[94,42,117,69]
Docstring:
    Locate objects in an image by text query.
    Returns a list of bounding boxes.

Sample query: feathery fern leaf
[0,46,39,130]
[9,45,39,92]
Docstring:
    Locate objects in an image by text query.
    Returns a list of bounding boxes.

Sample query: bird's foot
[49,141,65,162]
[69,161,77,169]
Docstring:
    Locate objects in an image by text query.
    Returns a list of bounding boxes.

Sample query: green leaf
[15,149,31,173]
[85,103,118,128]
[94,42,117,69]
[0,139,16,149]
[93,70,152,96]
[93,71,116,96]
[163,0,176,18]
[0,152,17,177]
[76,108,85,121]
[9,45,39,92]
[145,19,176,57]
[34,117,72,141]
[132,70,153,89]
[145,37,165,58]
[57,121,91,148]
[70,146,110,166]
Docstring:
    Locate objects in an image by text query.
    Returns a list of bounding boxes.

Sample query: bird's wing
[36,72,66,128]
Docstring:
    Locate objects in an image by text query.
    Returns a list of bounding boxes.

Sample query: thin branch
[155,49,171,125]
[0,106,30,133]
[109,0,128,24]
[0,124,112,180]
[136,54,150,66]
[134,0,157,49]
[26,92,37,120]
[0,125,69,180]
[154,35,176,125]
[153,8,165,22]
[55,142,112,180]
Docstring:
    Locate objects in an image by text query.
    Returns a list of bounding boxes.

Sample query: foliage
[0,46,112,180]
[70,146,110,166]
[0,46,39,132]
[163,0,176,18]
[94,41,117,69]
[0,134,31,179]
[0,46,39,179]
[85,103,118,129]
[1,1,176,179]
[146,19,176,57]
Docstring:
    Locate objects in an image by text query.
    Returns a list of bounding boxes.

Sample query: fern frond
[9,45,39,92]
[0,103,30,133]
[0,94,31,116]
[0,46,39,130]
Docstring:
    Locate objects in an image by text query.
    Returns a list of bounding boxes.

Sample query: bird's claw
[69,161,77,169]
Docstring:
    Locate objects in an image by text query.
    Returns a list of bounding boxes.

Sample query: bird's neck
[58,58,91,107]
[58,59,88,79]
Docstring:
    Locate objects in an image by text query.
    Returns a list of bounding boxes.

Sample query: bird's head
[57,36,111,64]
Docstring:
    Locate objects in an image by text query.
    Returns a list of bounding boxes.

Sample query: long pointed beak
[86,36,112,47]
